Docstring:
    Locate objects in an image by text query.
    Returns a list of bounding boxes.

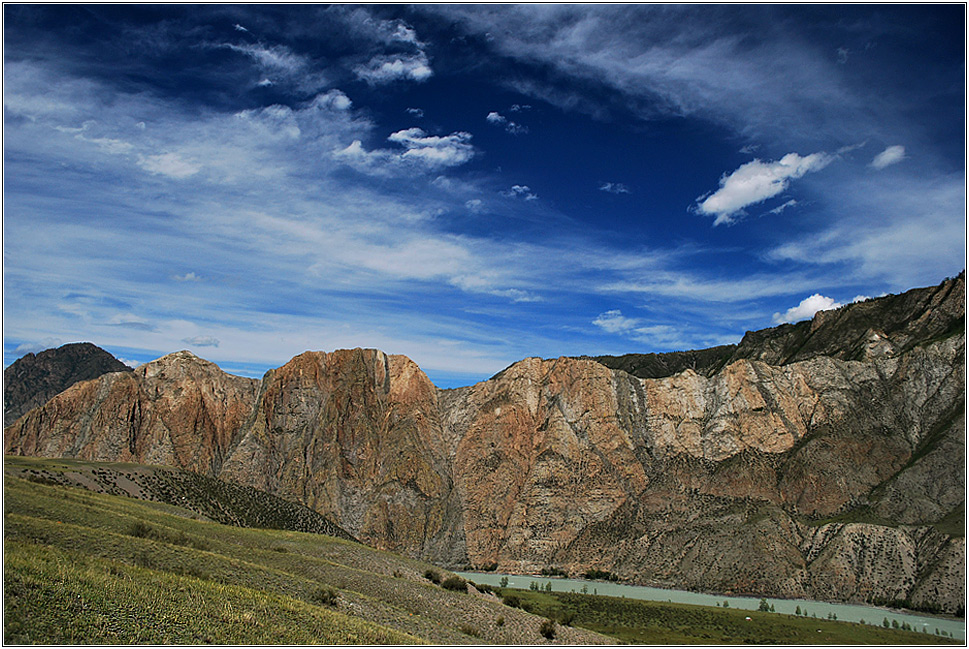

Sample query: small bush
[502,593,521,609]
[474,581,494,594]
[458,624,479,637]
[495,616,505,628]
[558,610,575,626]
[539,618,557,640]
[441,576,467,592]
[424,569,441,584]
[128,520,154,538]
[312,586,339,607]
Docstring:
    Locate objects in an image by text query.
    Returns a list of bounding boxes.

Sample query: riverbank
[458,572,966,641]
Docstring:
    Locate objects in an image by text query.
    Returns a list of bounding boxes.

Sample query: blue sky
[3,4,965,387]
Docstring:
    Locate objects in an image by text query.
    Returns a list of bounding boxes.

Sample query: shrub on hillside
[423,569,441,584]
[539,618,556,640]
[312,586,339,607]
[441,576,467,592]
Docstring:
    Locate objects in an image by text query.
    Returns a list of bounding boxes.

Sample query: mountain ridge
[4,274,965,613]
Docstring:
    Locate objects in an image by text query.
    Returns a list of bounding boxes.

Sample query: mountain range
[4,273,965,614]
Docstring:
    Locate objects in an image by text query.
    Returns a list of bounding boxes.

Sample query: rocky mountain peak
[3,342,132,423]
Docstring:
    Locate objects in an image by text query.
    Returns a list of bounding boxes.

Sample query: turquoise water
[457,571,966,641]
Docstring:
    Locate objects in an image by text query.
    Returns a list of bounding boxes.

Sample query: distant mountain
[4,275,965,614]
[3,342,132,423]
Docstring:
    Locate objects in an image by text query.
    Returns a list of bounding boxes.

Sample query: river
[456,571,966,641]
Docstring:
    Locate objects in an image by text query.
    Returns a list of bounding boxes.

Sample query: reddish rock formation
[4,351,258,475]
[4,276,964,612]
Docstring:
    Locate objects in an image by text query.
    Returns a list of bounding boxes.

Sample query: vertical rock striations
[218,348,464,561]
[3,275,964,613]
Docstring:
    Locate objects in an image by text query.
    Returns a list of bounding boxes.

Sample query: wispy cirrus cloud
[182,335,220,347]
[599,181,630,194]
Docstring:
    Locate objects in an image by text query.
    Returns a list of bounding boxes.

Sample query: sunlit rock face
[4,351,259,475]
[218,348,465,562]
[4,274,964,613]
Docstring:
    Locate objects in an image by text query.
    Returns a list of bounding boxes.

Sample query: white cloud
[592,309,730,350]
[137,153,200,179]
[13,337,62,356]
[772,294,841,324]
[182,335,220,347]
[696,152,833,225]
[871,145,906,169]
[599,181,630,194]
[593,309,640,334]
[233,24,249,33]
[406,107,425,118]
[173,272,202,282]
[387,128,474,166]
[768,199,797,215]
[224,42,305,74]
[767,172,965,287]
[465,199,484,213]
[218,41,327,93]
[309,89,352,111]
[486,111,528,134]
[501,185,538,200]
[336,128,475,173]
[354,53,432,84]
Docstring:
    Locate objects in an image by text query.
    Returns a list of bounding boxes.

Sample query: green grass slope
[4,455,356,541]
[3,472,610,645]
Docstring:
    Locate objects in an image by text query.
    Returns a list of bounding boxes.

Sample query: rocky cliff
[5,351,259,475]
[3,342,132,423]
[4,275,965,613]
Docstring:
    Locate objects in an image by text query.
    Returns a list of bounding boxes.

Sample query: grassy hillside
[3,469,609,644]
[4,455,355,540]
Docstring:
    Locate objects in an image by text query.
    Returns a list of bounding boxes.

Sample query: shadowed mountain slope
[4,342,132,423]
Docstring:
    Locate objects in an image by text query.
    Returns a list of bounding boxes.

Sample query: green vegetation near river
[488,586,960,645]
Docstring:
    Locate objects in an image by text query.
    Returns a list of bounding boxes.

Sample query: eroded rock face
[4,351,259,475]
[4,277,964,613]
[442,334,963,613]
[218,348,464,561]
